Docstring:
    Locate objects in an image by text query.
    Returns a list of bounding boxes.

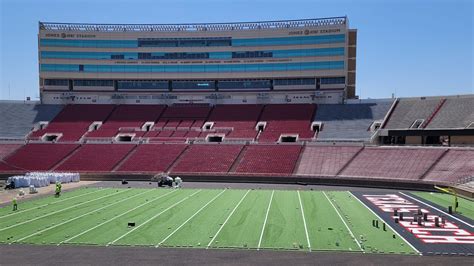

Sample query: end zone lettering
[364,194,474,244]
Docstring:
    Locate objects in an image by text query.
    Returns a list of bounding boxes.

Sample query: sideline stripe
[60,189,177,245]
[107,190,201,246]
[12,189,152,243]
[399,192,473,228]
[206,189,251,249]
[257,190,274,250]
[297,191,312,251]
[0,189,128,232]
[348,191,421,255]
[322,191,363,252]
[0,189,106,219]
[156,189,227,247]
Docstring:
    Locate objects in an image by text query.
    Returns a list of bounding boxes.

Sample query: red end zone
[352,191,474,255]
[364,194,474,244]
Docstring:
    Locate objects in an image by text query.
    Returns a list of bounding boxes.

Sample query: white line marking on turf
[107,190,201,246]
[297,191,312,252]
[0,189,129,232]
[348,191,421,255]
[12,189,152,244]
[60,190,177,246]
[156,189,227,247]
[399,192,473,228]
[0,189,107,219]
[207,189,251,249]
[257,190,274,250]
[322,191,363,252]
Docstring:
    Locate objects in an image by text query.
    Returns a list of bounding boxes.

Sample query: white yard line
[257,190,274,250]
[348,191,421,255]
[156,189,227,247]
[0,189,128,232]
[107,190,201,246]
[297,191,312,251]
[399,192,473,228]
[322,191,363,252]
[60,190,177,245]
[206,189,251,249]
[0,188,106,219]
[12,189,152,243]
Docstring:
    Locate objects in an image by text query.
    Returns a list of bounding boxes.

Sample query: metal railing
[39,17,346,32]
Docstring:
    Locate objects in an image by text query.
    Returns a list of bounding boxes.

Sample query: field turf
[0,187,417,254]
[412,192,474,220]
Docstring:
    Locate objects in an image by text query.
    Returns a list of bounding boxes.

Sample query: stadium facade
[38,17,357,104]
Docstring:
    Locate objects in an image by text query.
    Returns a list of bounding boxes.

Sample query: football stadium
[0,13,473,265]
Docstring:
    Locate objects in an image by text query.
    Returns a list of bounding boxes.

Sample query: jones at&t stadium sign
[288,28,341,35]
[44,33,97,38]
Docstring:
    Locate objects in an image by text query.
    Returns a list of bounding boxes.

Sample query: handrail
[39,17,347,32]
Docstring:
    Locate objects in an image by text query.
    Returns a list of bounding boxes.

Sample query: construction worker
[55,181,62,197]
[174,177,182,188]
[12,197,17,211]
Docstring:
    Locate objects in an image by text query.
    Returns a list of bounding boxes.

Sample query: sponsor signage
[44,33,97,38]
[289,28,341,35]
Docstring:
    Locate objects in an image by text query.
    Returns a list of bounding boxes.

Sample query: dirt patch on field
[0,181,99,205]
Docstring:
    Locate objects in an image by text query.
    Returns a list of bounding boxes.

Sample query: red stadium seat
[172,144,243,173]
[117,144,186,172]
[234,145,302,175]
[5,143,79,171]
[55,144,135,172]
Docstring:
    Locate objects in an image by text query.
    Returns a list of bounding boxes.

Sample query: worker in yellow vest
[12,197,18,211]
[55,181,62,197]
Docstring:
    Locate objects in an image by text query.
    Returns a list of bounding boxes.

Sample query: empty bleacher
[85,105,166,138]
[161,104,211,119]
[0,161,20,171]
[172,144,243,173]
[29,104,115,142]
[5,143,79,171]
[56,144,135,172]
[423,149,474,183]
[315,101,392,140]
[426,97,474,129]
[258,104,316,142]
[0,144,22,159]
[383,98,442,129]
[146,104,212,141]
[296,146,363,176]
[0,140,471,185]
[340,147,446,180]
[207,104,263,139]
[234,144,302,174]
[0,100,472,186]
[0,101,63,139]
[117,144,186,172]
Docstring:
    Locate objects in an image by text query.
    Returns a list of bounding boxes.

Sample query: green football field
[413,192,474,220]
[0,187,418,254]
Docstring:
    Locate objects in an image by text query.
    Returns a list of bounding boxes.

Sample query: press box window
[320,77,345,84]
[45,79,69,86]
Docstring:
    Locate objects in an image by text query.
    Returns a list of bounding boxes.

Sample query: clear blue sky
[0,0,472,100]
